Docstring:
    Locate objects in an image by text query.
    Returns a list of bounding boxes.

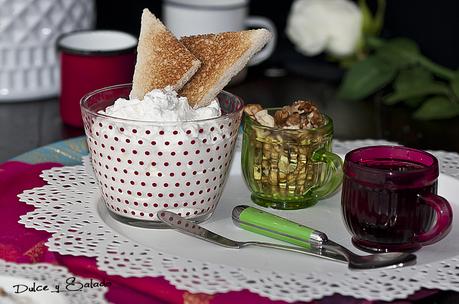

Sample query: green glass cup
[241,110,343,209]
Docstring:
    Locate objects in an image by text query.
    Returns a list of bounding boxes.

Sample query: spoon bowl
[323,240,417,269]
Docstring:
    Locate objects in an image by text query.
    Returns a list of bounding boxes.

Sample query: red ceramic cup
[57,30,137,127]
[342,146,453,252]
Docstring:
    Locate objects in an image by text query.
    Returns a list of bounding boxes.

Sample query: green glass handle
[311,149,343,199]
[234,206,327,248]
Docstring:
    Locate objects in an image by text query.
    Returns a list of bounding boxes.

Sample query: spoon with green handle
[232,205,417,269]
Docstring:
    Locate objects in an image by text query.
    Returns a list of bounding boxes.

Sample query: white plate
[100,152,459,273]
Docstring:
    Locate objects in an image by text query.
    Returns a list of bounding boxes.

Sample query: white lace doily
[18,140,459,303]
[0,260,108,304]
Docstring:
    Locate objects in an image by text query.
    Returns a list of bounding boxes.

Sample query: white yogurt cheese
[101,86,221,121]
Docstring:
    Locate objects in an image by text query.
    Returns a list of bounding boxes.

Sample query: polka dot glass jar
[81,83,244,227]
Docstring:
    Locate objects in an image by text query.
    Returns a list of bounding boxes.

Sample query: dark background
[1,0,458,161]
[96,0,459,70]
[92,0,459,152]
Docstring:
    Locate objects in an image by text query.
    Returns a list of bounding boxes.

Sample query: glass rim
[57,30,138,56]
[80,83,244,125]
[344,145,438,176]
[243,108,333,133]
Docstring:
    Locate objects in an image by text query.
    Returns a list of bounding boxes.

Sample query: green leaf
[372,0,386,37]
[359,0,374,36]
[450,70,459,98]
[367,37,455,80]
[358,0,386,37]
[338,55,397,101]
[414,97,459,120]
[383,67,441,105]
[376,38,420,68]
[384,82,449,105]
[394,67,432,92]
[403,97,425,108]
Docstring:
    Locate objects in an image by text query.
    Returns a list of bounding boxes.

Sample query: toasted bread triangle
[131,9,201,100]
[179,29,272,108]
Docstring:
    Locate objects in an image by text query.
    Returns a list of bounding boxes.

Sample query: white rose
[286,0,362,57]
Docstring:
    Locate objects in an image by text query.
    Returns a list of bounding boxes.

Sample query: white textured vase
[0,0,95,101]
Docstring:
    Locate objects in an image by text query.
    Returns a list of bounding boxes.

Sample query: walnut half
[274,100,325,129]
[244,100,325,129]
[244,104,263,119]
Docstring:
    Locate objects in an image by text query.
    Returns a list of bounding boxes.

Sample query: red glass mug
[341,146,453,252]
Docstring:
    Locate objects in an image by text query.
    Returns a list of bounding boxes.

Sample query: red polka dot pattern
[84,116,242,221]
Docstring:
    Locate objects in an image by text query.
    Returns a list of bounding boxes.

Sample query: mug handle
[245,16,277,66]
[415,193,453,245]
[310,149,343,199]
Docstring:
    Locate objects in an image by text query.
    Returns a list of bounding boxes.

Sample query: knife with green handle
[158,208,415,269]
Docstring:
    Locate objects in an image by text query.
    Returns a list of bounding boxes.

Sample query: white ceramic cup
[163,0,277,66]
